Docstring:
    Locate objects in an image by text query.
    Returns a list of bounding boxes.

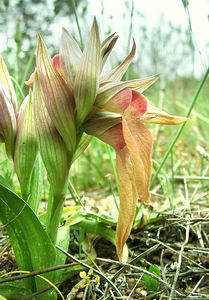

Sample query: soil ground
[1,191,208,300]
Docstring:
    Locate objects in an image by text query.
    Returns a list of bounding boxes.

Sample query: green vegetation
[0,1,208,299]
[142,264,161,292]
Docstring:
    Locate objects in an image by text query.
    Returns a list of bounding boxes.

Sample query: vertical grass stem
[125,0,134,80]
[151,67,209,186]
[70,0,84,49]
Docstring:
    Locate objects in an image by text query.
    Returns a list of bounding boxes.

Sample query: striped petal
[0,55,17,113]
[83,111,121,136]
[36,35,76,154]
[0,84,16,158]
[102,89,148,116]
[122,119,152,204]
[116,147,138,262]
[143,103,189,125]
[101,39,136,82]
[102,88,132,114]
[96,74,159,107]
[33,73,71,197]
[74,18,101,125]
[101,32,118,69]
[94,92,152,262]
[60,27,82,88]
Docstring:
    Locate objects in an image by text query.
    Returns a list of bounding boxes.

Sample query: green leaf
[60,206,84,226]
[71,219,117,247]
[52,225,70,286]
[0,177,57,298]
[142,264,161,292]
[0,285,31,300]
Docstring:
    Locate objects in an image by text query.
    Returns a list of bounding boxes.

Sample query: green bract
[14,91,38,200]
[36,35,76,154]
[33,73,70,198]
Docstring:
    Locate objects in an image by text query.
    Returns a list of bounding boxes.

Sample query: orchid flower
[32,18,188,261]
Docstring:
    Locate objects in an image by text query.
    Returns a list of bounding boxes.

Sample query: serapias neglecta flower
[31,18,188,262]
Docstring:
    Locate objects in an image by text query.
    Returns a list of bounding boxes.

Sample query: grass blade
[151,67,209,186]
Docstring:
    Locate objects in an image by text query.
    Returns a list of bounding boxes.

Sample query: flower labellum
[86,88,188,262]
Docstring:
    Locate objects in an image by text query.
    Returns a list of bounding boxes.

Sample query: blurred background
[0,0,208,199]
[0,0,208,79]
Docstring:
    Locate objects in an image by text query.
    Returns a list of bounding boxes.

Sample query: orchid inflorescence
[0,18,188,262]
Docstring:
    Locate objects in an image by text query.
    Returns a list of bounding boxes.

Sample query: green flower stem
[125,0,134,80]
[46,189,66,244]
[21,49,35,90]
[151,67,209,187]
[71,0,84,49]
[11,76,25,100]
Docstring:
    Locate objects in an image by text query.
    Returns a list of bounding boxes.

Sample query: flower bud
[14,90,38,199]
[0,55,17,113]
[0,83,16,158]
